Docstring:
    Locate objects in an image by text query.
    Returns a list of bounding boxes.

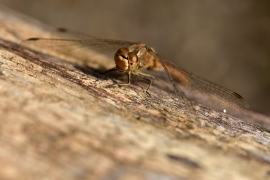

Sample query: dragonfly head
[114,48,139,73]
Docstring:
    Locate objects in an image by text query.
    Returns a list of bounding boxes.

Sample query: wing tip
[26,38,40,41]
[56,27,67,33]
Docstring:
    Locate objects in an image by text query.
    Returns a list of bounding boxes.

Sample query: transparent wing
[22,37,135,55]
[21,28,135,59]
[152,53,249,113]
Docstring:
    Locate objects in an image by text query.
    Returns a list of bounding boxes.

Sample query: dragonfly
[22,28,249,114]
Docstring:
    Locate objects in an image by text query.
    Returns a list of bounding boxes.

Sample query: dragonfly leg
[117,71,131,86]
[135,72,154,91]
[103,67,131,87]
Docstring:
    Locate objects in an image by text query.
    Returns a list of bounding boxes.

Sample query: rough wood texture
[0,6,270,180]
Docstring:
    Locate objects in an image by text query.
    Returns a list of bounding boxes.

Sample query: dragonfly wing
[153,54,249,113]
[22,38,135,55]
[21,35,136,69]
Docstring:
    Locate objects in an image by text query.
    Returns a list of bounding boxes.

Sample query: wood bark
[0,6,270,180]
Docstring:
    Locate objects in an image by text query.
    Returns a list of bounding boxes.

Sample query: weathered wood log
[0,6,270,180]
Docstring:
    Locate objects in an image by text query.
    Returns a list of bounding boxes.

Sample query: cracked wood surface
[0,6,270,180]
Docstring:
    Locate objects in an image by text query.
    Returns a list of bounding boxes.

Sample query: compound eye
[128,52,138,66]
[114,48,130,72]
[115,48,129,59]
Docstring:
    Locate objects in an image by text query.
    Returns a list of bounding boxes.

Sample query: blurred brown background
[0,0,269,114]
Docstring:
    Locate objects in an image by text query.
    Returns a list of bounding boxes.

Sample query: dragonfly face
[114,43,159,75]
[114,47,139,73]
